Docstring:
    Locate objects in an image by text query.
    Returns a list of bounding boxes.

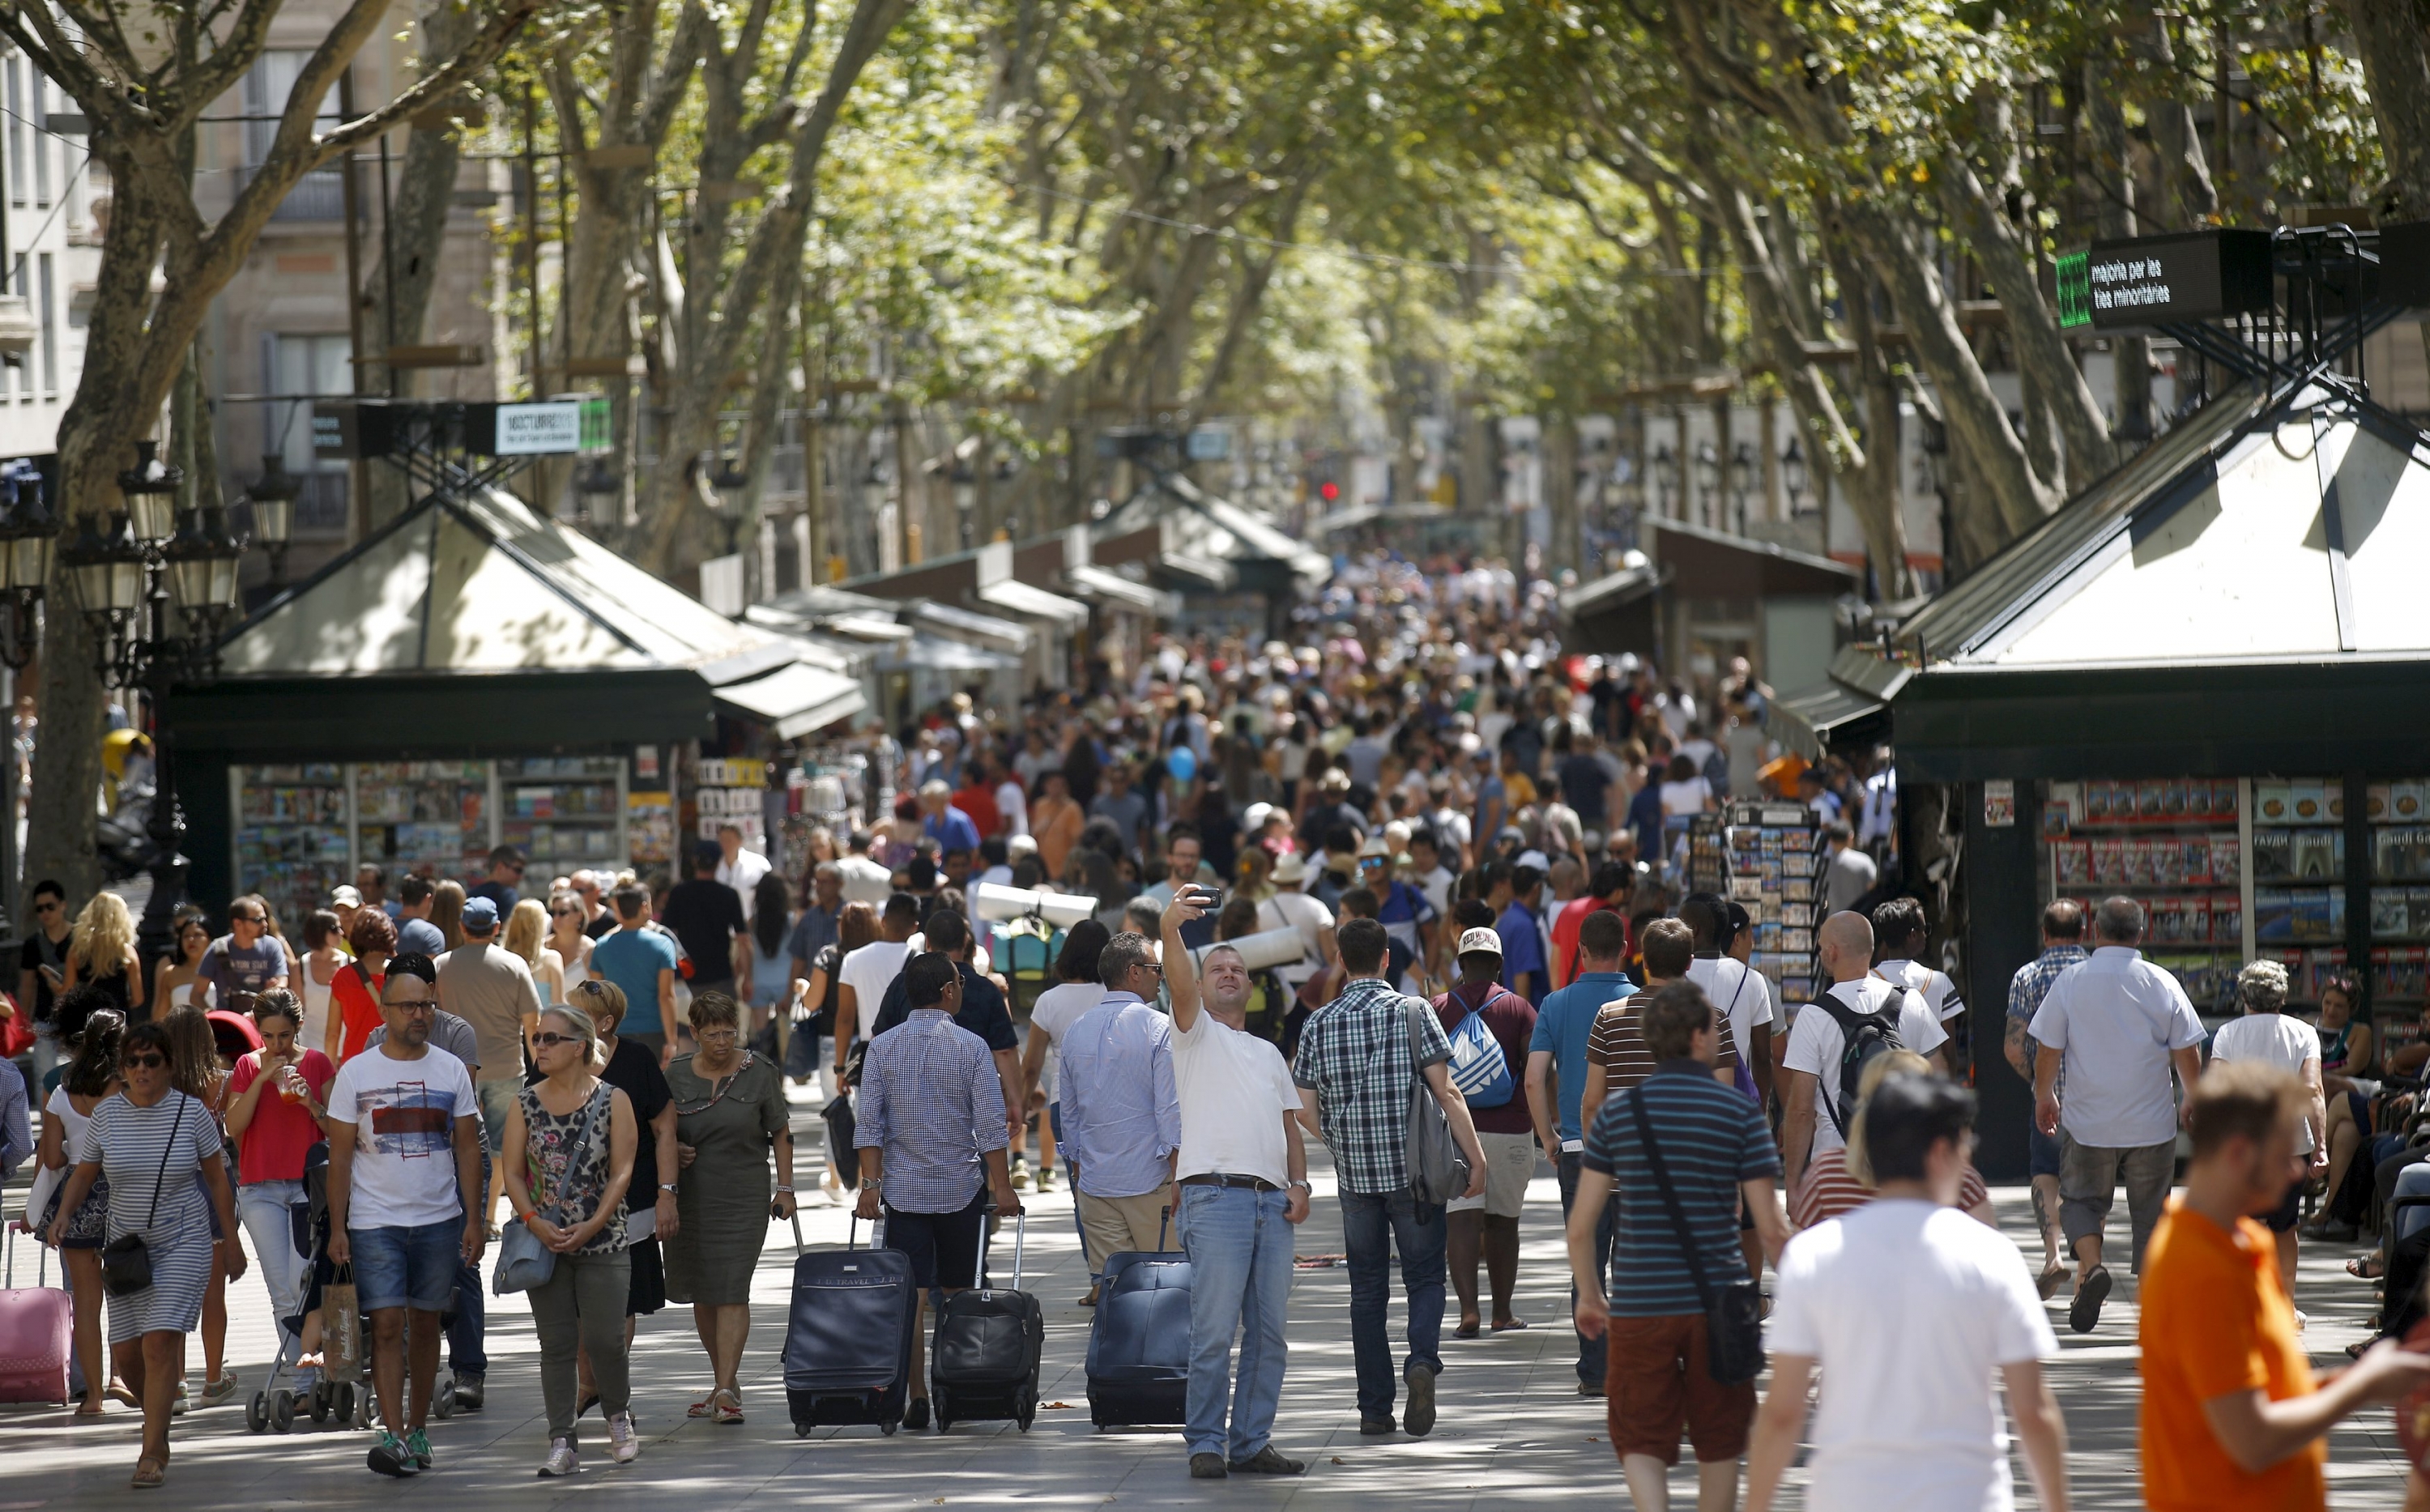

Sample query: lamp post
[243,454,300,590]
[1693,441,1721,526]
[64,440,256,967]
[1729,441,1756,535]
[1781,435,1812,516]
[949,455,977,552]
[0,460,57,918]
[1651,444,1678,517]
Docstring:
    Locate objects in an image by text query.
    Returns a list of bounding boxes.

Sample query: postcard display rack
[233,759,632,923]
[2041,780,2244,1014]
[1715,803,1823,1008]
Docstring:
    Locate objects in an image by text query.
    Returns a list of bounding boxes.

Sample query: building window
[243,53,343,222]
[268,333,352,534]
[38,252,53,398]
[7,57,23,208]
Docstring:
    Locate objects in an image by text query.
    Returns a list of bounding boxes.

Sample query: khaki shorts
[1448,1131,1539,1218]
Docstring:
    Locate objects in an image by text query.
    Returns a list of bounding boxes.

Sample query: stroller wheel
[271,1392,296,1433]
[309,1384,330,1423]
[245,1391,268,1434]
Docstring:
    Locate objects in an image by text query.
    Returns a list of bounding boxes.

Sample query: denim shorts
[2028,1123,2064,1181]
[350,1220,462,1313]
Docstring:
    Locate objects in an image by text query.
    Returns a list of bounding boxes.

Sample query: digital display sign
[2076,230,2272,330]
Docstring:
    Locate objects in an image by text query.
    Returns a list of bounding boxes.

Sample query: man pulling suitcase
[853,952,1024,1429]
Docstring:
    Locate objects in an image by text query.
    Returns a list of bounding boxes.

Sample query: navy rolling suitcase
[782,1216,917,1437]
[1084,1209,1192,1429]
[931,1212,1044,1432]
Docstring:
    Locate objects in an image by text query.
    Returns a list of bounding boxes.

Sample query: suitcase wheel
[1017,1391,1035,1432]
[794,1421,810,1439]
[245,1391,268,1434]
[933,1388,953,1433]
[880,1418,897,1436]
[271,1391,296,1433]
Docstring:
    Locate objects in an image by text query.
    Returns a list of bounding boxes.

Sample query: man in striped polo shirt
[1568,982,1788,1511]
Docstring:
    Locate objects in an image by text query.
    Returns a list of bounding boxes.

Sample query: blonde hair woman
[431,880,468,952]
[1795,1050,1997,1229]
[62,891,143,1020]
[545,889,594,994]
[505,898,565,1009]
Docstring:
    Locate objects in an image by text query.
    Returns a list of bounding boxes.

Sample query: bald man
[1779,911,1950,1195]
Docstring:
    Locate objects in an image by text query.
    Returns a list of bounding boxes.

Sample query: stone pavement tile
[2,1086,2416,1508]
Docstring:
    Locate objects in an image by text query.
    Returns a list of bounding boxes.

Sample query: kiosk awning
[978,577,1091,629]
[1066,564,1177,616]
[710,662,867,740]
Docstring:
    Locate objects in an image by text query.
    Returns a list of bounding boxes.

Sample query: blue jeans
[1556,1152,1618,1386]
[1338,1186,1445,1422]
[451,1146,490,1376]
[1176,1183,1294,1459]
[237,1180,309,1361]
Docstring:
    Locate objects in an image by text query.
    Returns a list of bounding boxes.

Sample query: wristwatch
[658,1182,679,1195]
[1288,1180,1312,1193]
[774,1185,795,1195]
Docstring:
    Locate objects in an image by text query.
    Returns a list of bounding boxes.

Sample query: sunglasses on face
[121,1053,165,1070]
[531,1032,582,1050]
[383,997,435,1013]
[32,901,58,914]
[694,1028,740,1043]
[234,914,265,926]
[552,908,580,918]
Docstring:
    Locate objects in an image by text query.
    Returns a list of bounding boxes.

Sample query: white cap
[1456,926,1503,957]
[1243,802,1274,833]
[1516,849,1551,871]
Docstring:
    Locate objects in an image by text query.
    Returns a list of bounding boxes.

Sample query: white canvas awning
[976,577,1090,629]
[712,661,868,739]
[1065,563,1176,616]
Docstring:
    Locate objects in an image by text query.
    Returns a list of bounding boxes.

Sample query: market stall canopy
[911,598,1031,652]
[1639,515,1861,599]
[1099,469,1329,592]
[974,539,1090,629]
[710,658,868,740]
[1555,555,1667,656]
[1856,381,2430,777]
[183,485,863,754]
[1065,562,1179,618]
[1772,645,1909,760]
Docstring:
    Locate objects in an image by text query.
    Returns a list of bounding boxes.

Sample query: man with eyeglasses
[15,876,71,1085]
[326,954,486,1477]
[1057,931,1183,1285]
[198,893,292,1010]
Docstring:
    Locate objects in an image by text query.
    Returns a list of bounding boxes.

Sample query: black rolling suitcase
[1084,1208,1193,1429]
[931,1212,1044,1432]
[782,1216,917,1438]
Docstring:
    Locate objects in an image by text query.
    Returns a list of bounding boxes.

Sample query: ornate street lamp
[1694,440,1721,524]
[1782,436,1813,515]
[1729,441,1757,532]
[119,439,181,547]
[1651,444,1678,513]
[0,458,58,671]
[243,454,300,589]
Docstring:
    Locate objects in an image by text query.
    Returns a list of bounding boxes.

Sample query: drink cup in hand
[278,1064,307,1102]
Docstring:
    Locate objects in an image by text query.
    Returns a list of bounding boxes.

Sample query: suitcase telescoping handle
[1157,1203,1170,1252]
[976,1207,1024,1292]
[790,1211,806,1256]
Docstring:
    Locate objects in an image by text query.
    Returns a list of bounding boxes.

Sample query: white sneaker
[539,1437,580,1478]
[170,1381,190,1416]
[608,1411,639,1464]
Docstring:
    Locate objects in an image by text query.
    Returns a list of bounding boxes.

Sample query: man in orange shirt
[2139,1061,2430,1510]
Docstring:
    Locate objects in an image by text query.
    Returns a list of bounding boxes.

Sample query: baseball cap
[1516,849,1551,871]
[328,884,364,908]
[461,896,501,931]
[1457,926,1504,957]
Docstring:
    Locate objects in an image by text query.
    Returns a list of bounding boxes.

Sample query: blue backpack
[1434,984,1517,1108]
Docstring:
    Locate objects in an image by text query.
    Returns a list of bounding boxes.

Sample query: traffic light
[1319,480,1340,502]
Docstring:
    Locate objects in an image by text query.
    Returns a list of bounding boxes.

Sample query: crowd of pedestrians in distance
[6,546,2429,1510]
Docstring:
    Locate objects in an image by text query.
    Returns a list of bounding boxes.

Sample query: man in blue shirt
[1528,907,1634,1395]
[919,778,983,861]
[1497,864,1548,1004]
[589,885,680,1060]
[1059,931,1183,1281]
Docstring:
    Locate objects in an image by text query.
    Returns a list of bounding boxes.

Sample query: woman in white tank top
[545,888,594,993]
[298,909,345,1056]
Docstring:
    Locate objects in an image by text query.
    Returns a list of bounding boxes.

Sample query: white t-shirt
[996,780,1030,840]
[2210,1012,2322,1153]
[834,854,894,905]
[1875,958,1966,1024]
[1769,1200,2057,1512]
[326,1045,477,1229]
[1257,891,1335,986]
[1659,777,1712,819]
[2027,947,2207,1148]
[717,847,774,922]
[1784,978,1950,1155]
[838,940,914,1028]
[1171,1007,1300,1187]
[1688,956,1776,1069]
[1026,980,1106,1101]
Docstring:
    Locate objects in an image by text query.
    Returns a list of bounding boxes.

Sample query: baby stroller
[247,1144,456,1432]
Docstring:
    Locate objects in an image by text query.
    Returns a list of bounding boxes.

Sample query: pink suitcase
[0,1221,72,1403]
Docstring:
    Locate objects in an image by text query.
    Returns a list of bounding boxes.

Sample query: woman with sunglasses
[224,990,336,1397]
[49,1019,245,1489]
[30,996,131,1416]
[501,1005,639,1476]
[663,990,794,1424]
[559,977,676,1414]
[547,890,595,996]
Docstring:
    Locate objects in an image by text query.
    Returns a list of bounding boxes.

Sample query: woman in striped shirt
[1792,1050,1995,1230]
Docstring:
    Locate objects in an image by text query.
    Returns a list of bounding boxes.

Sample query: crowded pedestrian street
[3,1080,2415,1509]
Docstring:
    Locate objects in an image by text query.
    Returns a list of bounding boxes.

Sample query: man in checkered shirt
[1292,918,1487,1442]
[2004,898,2089,1300]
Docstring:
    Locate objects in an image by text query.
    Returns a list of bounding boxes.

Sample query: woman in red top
[224,990,337,1383]
[327,909,394,1063]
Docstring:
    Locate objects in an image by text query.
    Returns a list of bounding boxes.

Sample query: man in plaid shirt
[1293,918,1487,1441]
[2005,899,2088,1299]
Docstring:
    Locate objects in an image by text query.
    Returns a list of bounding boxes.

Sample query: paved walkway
[0,1084,2412,1507]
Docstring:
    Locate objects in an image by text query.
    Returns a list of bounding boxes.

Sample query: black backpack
[1813,985,1909,1141]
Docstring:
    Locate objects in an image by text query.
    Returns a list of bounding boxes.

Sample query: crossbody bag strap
[539,1080,608,1212]
[1628,1086,1719,1315]
[143,1093,188,1230]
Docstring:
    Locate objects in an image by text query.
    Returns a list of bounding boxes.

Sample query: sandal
[684,1395,716,1419]
[131,1458,165,1489]
[2036,1263,2066,1301]
[713,1388,744,1425]
[2348,1340,2375,1361]
[106,1379,140,1408]
[2348,1255,2387,1280]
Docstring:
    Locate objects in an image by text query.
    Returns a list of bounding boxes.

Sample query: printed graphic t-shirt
[326,1045,476,1229]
